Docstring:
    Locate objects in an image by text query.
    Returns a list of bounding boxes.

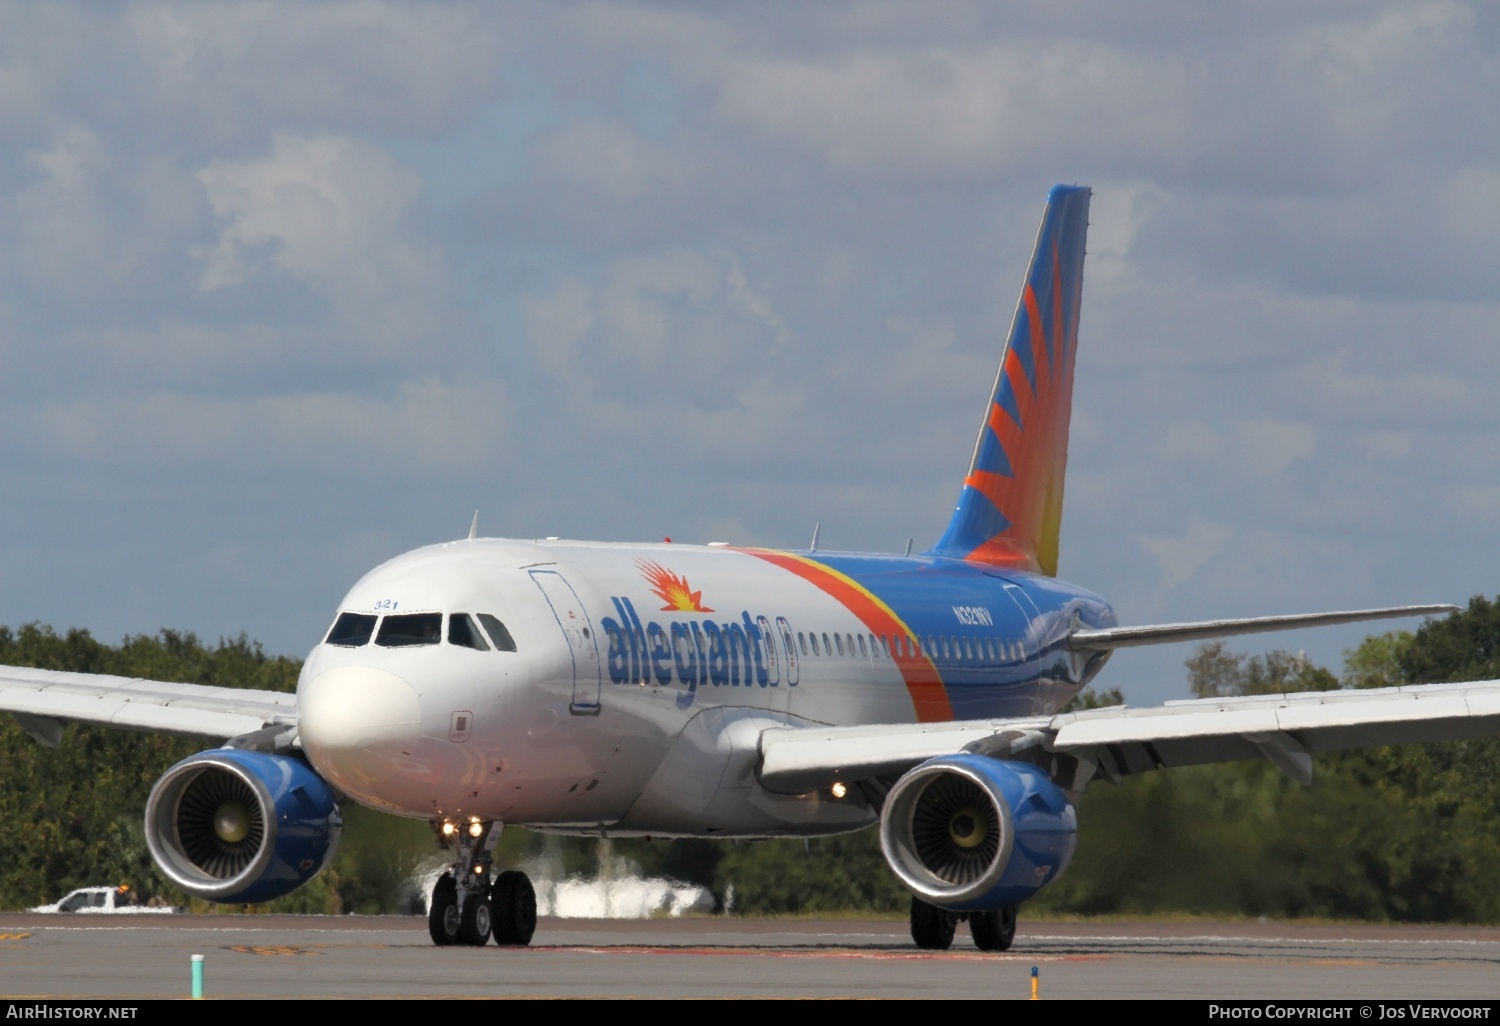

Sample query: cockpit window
[326,612,377,647]
[448,614,491,651]
[477,613,517,652]
[375,613,442,648]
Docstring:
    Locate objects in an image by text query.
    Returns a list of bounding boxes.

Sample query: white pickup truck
[30,886,179,914]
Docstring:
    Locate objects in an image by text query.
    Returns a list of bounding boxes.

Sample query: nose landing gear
[427,818,537,948]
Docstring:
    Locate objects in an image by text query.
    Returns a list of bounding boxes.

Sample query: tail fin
[928,184,1090,576]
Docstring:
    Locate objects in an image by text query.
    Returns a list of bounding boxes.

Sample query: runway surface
[3,914,1500,999]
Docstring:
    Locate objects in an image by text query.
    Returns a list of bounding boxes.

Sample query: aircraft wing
[758,677,1500,793]
[1067,604,1458,650]
[0,664,296,748]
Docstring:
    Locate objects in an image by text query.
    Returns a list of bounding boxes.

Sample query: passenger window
[376,613,443,647]
[834,634,844,656]
[448,614,491,651]
[798,632,808,656]
[477,614,518,652]
[325,612,377,648]
[810,633,820,656]
[823,632,832,655]
[858,634,868,658]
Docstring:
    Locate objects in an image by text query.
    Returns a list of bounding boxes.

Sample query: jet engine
[145,749,342,904]
[878,755,1076,910]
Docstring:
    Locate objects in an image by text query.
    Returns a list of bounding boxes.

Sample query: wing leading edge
[1067,604,1458,651]
[758,676,1500,794]
[0,664,295,747]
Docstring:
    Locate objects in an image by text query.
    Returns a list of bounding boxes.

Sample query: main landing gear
[910,896,1017,952]
[427,819,537,948]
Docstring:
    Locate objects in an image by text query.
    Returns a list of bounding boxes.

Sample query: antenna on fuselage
[905,538,913,557]
[809,522,821,553]
[468,510,479,541]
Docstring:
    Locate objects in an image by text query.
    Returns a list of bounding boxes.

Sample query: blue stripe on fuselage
[807,553,1117,718]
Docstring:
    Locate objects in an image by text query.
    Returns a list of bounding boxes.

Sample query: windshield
[375,613,443,647]
[325,612,377,647]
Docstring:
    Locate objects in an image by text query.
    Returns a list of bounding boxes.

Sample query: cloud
[1,1,1498,697]
[1137,520,1233,597]
[195,133,460,365]
[6,126,203,309]
[129,2,504,141]
[21,377,507,481]
[524,247,790,417]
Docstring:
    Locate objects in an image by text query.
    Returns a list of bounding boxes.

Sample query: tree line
[3,599,1500,920]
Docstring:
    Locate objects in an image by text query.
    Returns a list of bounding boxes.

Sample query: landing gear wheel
[970,906,1017,952]
[459,892,492,946]
[491,870,537,946]
[910,896,958,950]
[428,874,459,947]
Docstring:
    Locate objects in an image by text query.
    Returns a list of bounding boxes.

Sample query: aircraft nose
[298,665,421,781]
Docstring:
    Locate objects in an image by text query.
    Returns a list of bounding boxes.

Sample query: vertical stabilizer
[928,185,1090,576]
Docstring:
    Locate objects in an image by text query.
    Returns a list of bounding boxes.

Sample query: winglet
[928,184,1090,576]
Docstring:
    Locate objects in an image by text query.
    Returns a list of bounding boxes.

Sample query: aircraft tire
[491,870,537,947]
[458,892,492,947]
[428,874,460,947]
[970,906,1016,952]
[909,896,957,950]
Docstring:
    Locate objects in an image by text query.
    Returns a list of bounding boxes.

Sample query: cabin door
[529,569,603,715]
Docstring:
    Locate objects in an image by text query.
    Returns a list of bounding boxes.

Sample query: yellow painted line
[226,944,321,956]
[0,932,31,940]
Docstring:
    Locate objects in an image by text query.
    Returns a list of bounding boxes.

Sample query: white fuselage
[295,537,1114,838]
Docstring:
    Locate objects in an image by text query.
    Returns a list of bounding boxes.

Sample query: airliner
[2,185,1490,953]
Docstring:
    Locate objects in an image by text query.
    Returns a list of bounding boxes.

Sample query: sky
[0,2,1496,706]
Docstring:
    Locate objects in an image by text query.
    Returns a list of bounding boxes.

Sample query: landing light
[474,864,485,875]
[831,782,847,799]
[468,821,484,838]
[441,821,457,837]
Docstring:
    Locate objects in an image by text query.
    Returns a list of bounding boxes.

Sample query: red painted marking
[737,549,955,722]
[517,945,1108,963]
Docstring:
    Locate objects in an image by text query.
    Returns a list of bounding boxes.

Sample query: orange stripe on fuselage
[736,549,954,723]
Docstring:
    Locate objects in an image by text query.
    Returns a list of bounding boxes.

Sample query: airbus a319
[3,186,1487,952]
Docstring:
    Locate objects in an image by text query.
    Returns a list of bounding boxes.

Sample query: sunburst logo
[636,559,713,613]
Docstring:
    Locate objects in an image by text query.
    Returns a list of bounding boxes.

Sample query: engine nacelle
[145,749,342,904]
[878,755,1076,911]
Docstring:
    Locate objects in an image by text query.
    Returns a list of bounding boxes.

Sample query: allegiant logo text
[600,597,797,691]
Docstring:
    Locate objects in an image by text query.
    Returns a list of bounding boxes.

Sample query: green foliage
[1400,595,1500,685]
[714,828,908,915]
[1061,685,1124,712]
[10,600,1500,923]
[1342,631,1413,690]
[0,624,296,909]
[0,623,425,914]
[1033,747,1500,922]
[1186,640,1339,698]
[1037,599,1500,923]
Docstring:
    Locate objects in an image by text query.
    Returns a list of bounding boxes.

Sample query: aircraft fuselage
[296,538,1116,837]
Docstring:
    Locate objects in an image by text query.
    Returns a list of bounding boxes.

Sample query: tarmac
[2,914,1499,1000]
